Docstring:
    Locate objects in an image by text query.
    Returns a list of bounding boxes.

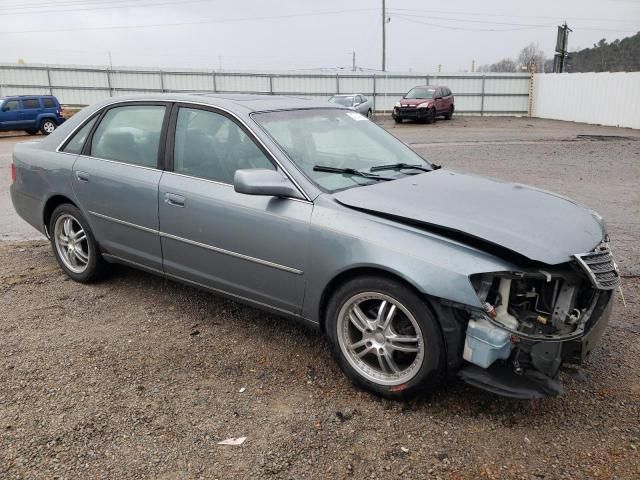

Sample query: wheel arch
[317,265,434,334]
[43,194,78,236]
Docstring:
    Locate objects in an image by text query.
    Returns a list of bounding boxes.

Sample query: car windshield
[404,87,436,99]
[253,109,433,192]
[328,96,354,107]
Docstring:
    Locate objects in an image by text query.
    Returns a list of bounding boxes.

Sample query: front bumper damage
[458,291,613,398]
[455,242,619,399]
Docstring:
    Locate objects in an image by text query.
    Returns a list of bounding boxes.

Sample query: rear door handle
[164,193,185,207]
[75,171,89,182]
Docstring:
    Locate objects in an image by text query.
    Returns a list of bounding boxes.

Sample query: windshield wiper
[313,165,393,181]
[369,162,436,173]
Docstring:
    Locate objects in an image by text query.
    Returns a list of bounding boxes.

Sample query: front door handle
[164,193,185,207]
[75,171,90,182]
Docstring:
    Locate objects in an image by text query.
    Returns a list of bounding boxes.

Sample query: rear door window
[22,99,40,109]
[90,105,166,168]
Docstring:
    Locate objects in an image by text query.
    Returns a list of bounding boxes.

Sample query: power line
[3,8,379,35]
[391,12,639,34]
[0,0,214,16]
[0,0,150,11]
[389,7,640,25]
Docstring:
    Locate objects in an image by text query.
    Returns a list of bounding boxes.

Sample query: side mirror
[234,169,302,199]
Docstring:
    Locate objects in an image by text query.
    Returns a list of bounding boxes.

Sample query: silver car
[328,94,373,117]
[10,94,617,399]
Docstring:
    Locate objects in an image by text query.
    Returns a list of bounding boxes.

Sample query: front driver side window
[173,107,274,184]
[2,100,19,112]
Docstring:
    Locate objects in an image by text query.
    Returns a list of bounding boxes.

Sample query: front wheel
[49,204,105,282]
[367,109,373,119]
[425,108,437,124]
[325,276,444,399]
[393,117,402,124]
[40,119,57,135]
[444,106,454,120]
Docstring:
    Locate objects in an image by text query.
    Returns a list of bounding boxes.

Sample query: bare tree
[517,43,547,71]
[478,58,517,73]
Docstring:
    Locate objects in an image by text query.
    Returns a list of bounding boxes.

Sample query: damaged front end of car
[456,239,619,399]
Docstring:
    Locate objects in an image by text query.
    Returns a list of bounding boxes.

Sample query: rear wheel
[49,204,105,282]
[444,106,454,120]
[40,119,56,135]
[325,276,444,399]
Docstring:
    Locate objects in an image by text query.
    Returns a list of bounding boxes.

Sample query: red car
[392,85,454,124]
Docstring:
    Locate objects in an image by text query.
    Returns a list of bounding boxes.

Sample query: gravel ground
[1,117,639,479]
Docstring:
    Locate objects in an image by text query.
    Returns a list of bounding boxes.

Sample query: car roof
[92,92,342,114]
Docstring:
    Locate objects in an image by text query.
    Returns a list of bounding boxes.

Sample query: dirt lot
[1,117,639,479]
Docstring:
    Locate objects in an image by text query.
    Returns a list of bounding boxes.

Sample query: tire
[49,204,105,283]
[444,106,454,120]
[26,128,39,135]
[425,108,437,124]
[393,117,402,124]
[325,276,445,400]
[40,119,57,135]
[367,109,373,119]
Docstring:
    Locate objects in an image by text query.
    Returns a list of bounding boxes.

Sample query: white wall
[533,72,640,129]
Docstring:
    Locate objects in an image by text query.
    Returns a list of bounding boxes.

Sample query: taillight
[11,163,16,183]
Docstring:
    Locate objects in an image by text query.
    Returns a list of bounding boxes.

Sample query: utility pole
[471,59,475,73]
[553,22,572,73]
[352,51,356,72]
[382,0,386,71]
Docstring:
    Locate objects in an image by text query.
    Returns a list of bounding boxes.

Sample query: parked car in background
[392,86,454,124]
[10,94,617,400]
[328,94,373,117]
[0,95,65,135]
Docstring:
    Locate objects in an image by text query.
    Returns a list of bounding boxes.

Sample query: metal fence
[0,63,531,115]
[533,72,640,130]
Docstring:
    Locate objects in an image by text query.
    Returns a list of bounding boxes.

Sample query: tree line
[477,32,640,73]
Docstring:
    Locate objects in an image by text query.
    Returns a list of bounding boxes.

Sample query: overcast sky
[2,0,639,71]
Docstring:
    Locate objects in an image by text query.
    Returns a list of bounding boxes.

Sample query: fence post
[212,70,217,93]
[46,67,53,95]
[159,70,165,93]
[269,75,274,95]
[336,73,339,94]
[106,67,113,97]
[425,75,429,86]
[528,65,536,117]
[372,74,377,112]
[480,74,486,116]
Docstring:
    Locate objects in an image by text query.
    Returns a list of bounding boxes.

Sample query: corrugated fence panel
[485,76,530,94]
[0,67,48,86]
[163,72,213,91]
[52,88,110,106]
[111,71,162,90]
[216,74,270,93]
[376,76,426,95]
[533,72,640,129]
[338,76,374,95]
[50,69,109,88]
[273,75,335,94]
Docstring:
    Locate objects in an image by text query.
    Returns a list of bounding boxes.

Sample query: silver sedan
[10,94,617,400]
[328,94,373,117]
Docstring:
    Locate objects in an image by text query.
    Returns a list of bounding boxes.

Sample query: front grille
[574,246,620,290]
[397,107,423,117]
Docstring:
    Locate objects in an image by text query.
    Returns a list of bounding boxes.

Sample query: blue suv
[0,95,65,135]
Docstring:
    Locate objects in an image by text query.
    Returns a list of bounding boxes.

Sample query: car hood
[399,98,431,107]
[333,169,604,265]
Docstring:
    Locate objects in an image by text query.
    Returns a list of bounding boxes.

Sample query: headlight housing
[417,102,431,108]
[394,102,401,108]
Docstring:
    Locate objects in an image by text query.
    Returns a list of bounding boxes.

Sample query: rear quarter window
[42,98,56,108]
[22,99,40,109]
[62,116,98,154]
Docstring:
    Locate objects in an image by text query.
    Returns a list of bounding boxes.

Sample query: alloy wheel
[54,214,90,274]
[337,292,424,386]
[43,121,56,134]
